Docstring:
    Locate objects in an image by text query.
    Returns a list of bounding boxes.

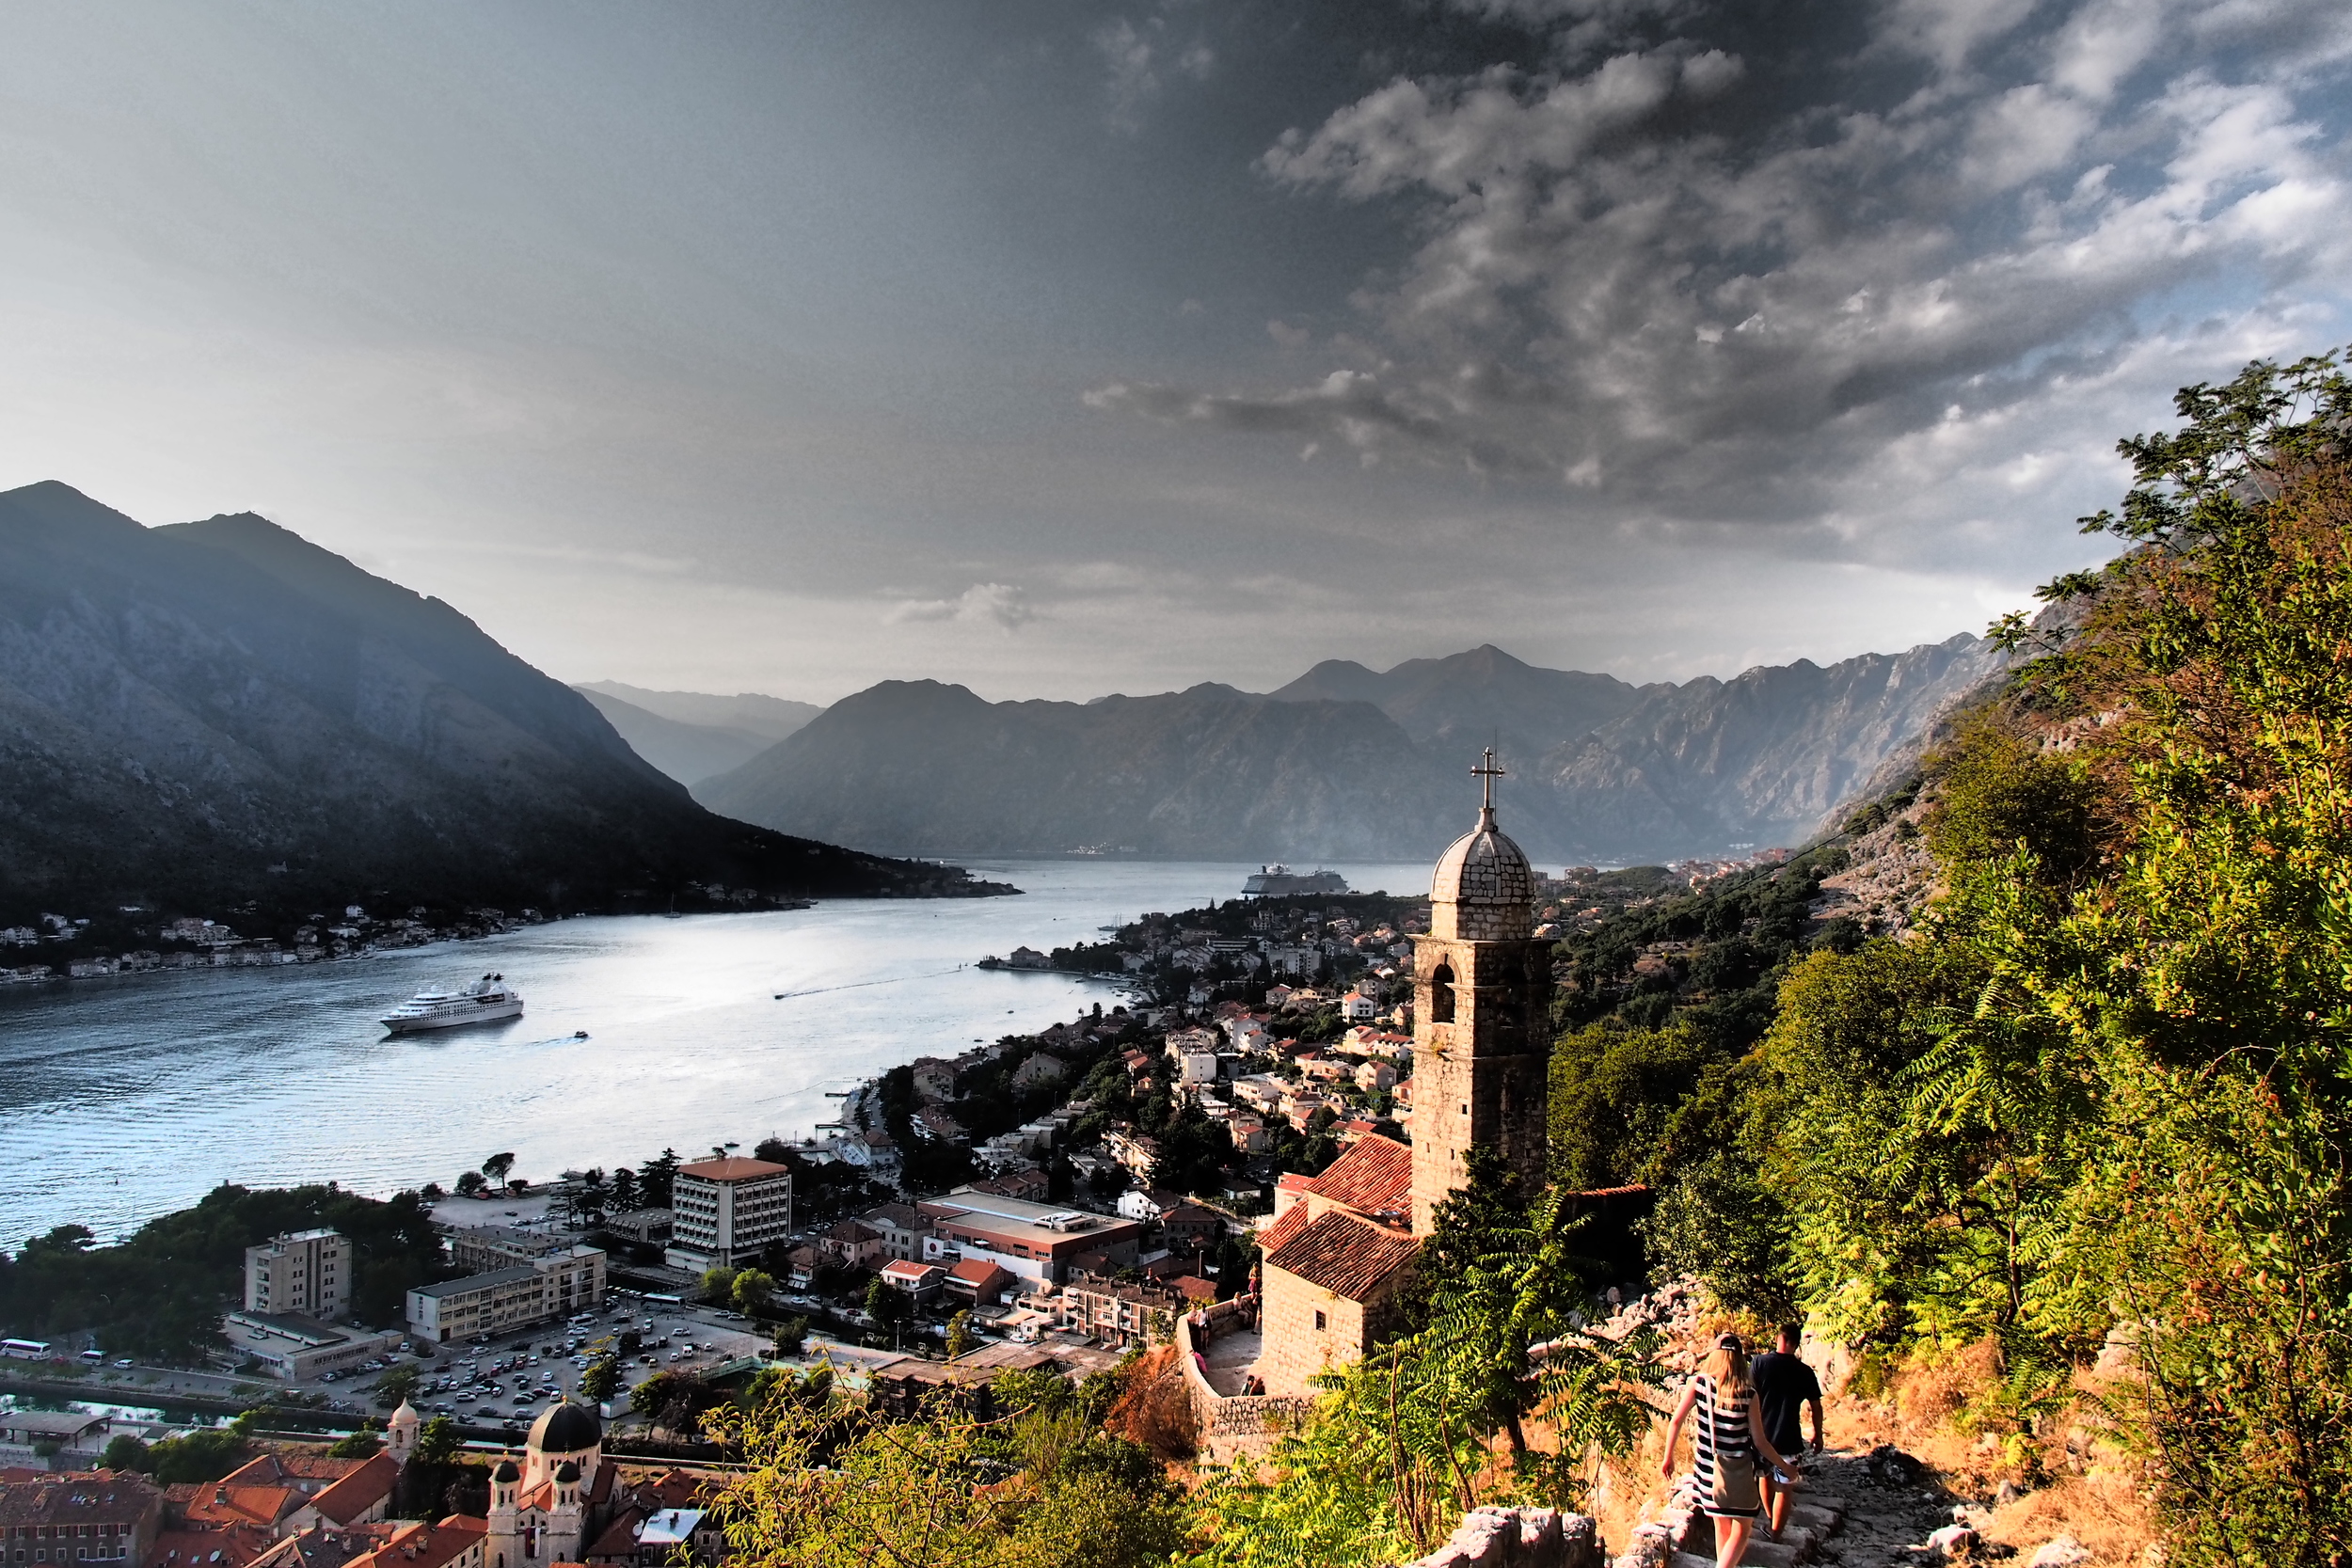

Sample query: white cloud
[1090,0,2352,564]
[884,581,1037,631]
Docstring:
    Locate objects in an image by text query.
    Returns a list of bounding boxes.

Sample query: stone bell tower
[1407,751,1552,1235]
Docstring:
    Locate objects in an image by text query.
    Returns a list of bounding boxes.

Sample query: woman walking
[1660,1333,1789,1567]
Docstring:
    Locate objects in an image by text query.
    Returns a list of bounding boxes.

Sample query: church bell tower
[1407,751,1552,1235]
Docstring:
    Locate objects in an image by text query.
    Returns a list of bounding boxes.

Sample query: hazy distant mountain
[1270,644,1654,768]
[1535,634,2011,859]
[695,680,1459,860]
[570,689,782,786]
[574,681,818,740]
[701,639,2010,864]
[0,482,988,922]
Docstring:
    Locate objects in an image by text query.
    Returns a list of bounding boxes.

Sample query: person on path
[1751,1323,1825,1536]
[1661,1332,1789,1568]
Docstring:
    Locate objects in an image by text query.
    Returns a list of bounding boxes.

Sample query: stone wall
[1257,1266,1368,1396]
[1177,1299,1318,1465]
[1380,1507,1603,1568]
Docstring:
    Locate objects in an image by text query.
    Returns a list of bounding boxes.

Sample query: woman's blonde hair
[1700,1332,1751,1395]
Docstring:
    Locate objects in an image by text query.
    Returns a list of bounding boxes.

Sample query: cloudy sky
[3,1,2346,702]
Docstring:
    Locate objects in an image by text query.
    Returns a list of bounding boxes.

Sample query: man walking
[1751,1323,1824,1536]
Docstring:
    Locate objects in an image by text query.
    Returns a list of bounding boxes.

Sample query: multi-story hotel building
[663,1157,793,1270]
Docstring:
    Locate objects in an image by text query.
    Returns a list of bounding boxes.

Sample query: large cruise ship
[1241,864,1350,898]
[379,974,524,1034]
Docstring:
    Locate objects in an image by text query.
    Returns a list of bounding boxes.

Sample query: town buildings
[0,1468,165,1565]
[664,1157,792,1270]
[246,1230,349,1321]
[405,1246,606,1343]
[914,1188,1146,1284]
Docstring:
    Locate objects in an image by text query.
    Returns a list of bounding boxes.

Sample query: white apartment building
[405,1244,607,1343]
[246,1228,350,1321]
[664,1156,793,1270]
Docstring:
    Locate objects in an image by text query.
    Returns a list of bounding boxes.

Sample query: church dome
[492,1459,520,1483]
[1428,805,1534,941]
[553,1461,580,1485]
[529,1401,602,1456]
[389,1399,420,1429]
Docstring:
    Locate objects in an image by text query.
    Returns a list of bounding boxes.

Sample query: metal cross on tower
[1472,746,1505,816]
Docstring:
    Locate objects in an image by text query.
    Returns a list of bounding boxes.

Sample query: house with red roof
[1250,1132,1418,1395]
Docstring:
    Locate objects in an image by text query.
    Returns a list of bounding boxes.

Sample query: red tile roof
[1254,1203,1315,1258]
[1299,1132,1412,1220]
[344,1517,484,1568]
[309,1455,399,1527]
[177,1485,300,1532]
[1263,1211,1420,1303]
[148,1524,272,1568]
[946,1258,1011,1287]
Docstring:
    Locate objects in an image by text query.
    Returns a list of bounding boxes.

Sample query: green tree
[373,1363,420,1410]
[732,1269,776,1317]
[412,1415,461,1467]
[700,1265,740,1306]
[454,1170,486,1196]
[944,1309,976,1361]
[101,1433,149,1472]
[480,1153,516,1182]
[772,1316,809,1358]
[326,1429,383,1458]
[143,1426,246,1484]
[580,1354,621,1403]
[705,1372,1184,1568]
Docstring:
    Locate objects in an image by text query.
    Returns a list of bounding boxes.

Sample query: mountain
[695,680,1460,860]
[1269,644,1654,768]
[0,482,991,922]
[700,640,2010,864]
[1535,633,2011,859]
[571,688,786,786]
[574,682,818,740]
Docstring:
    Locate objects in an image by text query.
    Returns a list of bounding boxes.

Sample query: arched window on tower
[1429,961,1455,1024]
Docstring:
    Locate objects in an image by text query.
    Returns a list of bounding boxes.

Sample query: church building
[1250,759,1550,1394]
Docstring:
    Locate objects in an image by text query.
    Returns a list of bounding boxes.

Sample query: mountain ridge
[697,636,2010,863]
[0,482,991,923]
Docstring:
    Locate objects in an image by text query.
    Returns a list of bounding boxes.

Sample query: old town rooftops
[1263,1211,1422,1303]
[1294,1132,1413,1218]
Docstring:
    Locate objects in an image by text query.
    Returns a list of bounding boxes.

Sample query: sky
[2,0,2346,703]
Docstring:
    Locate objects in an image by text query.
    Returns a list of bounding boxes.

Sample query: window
[1428,962,1455,1023]
[1313,1310,1327,1331]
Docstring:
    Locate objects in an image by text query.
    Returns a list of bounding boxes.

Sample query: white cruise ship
[379,974,524,1034]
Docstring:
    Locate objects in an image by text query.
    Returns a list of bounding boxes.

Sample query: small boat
[380,974,524,1034]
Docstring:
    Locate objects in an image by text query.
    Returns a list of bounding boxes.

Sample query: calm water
[0,859,1429,1245]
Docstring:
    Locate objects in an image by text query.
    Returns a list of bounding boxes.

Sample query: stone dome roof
[1428,805,1534,941]
[389,1399,421,1428]
[492,1459,521,1483]
[529,1401,602,1455]
[553,1460,581,1484]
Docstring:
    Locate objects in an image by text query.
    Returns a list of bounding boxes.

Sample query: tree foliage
[706,1370,1184,1568]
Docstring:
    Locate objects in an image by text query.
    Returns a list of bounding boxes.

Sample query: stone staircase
[1612,1449,1982,1568]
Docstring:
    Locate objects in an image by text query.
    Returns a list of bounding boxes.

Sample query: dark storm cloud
[1089,0,2352,543]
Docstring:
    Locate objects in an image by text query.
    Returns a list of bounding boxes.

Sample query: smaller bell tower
[1407,752,1552,1235]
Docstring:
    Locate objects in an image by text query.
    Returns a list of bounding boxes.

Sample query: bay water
[0,859,1430,1246]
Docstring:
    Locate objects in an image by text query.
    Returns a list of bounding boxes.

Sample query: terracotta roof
[1254,1202,1315,1258]
[223,1455,362,1493]
[344,1517,484,1568]
[1263,1211,1420,1303]
[247,1523,405,1568]
[1166,1275,1219,1303]
[177,1485,301,1531]
[946,1258,1011,1286]
[0,1472,162,1528]
[1299,1132,1413,1220]
[583,1510,644,1561]
[147,1524,272,1568]
[878,1259,940,1284]
[676,1156,789,1181]
[309,1455,399,1527]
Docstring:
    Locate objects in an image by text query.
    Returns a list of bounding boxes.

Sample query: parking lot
[392,1294,776,1423]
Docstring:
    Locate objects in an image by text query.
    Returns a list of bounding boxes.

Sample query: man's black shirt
[1750,1351,1821,1453]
